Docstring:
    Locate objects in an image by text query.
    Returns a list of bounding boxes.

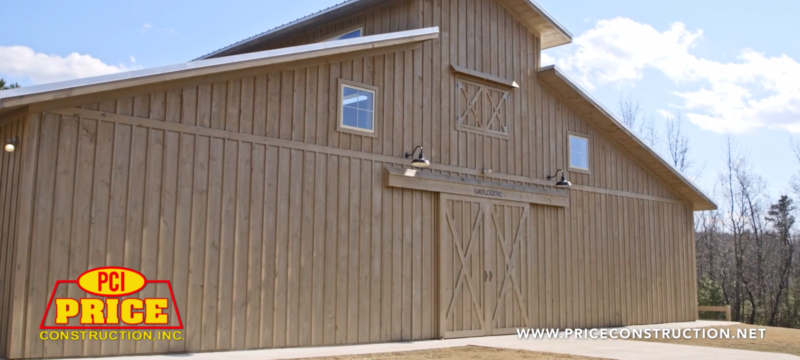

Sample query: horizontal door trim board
[49,107,688,207]
[451,64,519,88]
[386,166,569,207]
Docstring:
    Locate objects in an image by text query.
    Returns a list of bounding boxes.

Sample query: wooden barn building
[0,0,716,358]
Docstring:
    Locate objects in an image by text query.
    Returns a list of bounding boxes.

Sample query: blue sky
[2,0,798,203]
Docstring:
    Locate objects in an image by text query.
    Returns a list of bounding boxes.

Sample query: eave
[537,65,717,211]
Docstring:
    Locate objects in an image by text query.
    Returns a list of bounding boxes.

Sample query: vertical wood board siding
[4,0,700,358]
[0,117,24,359]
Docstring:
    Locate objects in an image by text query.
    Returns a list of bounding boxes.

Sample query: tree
[617,93,659,148]
[0,78,21,90]
[765,195,796,326]
[666,112,692,173]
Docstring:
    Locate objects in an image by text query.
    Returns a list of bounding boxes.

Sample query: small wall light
[482,168,493,175]
[404,145,430,168]
[4,137,18,153]
[546,169,571,187]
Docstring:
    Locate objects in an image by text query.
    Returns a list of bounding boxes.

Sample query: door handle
[488,271,493,282]
[484,271,488,282]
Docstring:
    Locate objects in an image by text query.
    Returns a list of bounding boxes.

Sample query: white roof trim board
[0,27,440,110]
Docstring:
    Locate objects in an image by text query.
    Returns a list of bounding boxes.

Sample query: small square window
[322,28,362,42]
[568,134,589,171]
[338,80,377,136]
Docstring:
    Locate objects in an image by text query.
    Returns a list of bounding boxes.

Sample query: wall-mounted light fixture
[404,145,430,168]
[546,169,571,187]
[4,137,18,153]
[482,168,493,175]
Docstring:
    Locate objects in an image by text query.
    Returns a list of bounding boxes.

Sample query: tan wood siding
[0,117,24,359]
[4,0,700,358]
[9,112,439,359]
[54,0,685,203]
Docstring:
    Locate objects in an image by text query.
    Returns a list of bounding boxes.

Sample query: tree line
[619,95,800,329]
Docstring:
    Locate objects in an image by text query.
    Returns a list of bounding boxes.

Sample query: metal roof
[0,27,440,115]
[195,0,572,60]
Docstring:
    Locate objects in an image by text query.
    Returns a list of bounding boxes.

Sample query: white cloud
[143,23,152,29]
[657,109,675,120]
[129,55,136,63]
[0,45,134,85]
[553,17,800,134]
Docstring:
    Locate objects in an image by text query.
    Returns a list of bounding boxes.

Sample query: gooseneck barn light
[4,137,18,153]
[404,145,430,168]
[547,169,572,187]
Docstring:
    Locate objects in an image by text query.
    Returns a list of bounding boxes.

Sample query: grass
[633,324,800,357]
[309,346,609,360]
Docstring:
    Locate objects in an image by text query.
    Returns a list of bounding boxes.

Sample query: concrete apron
[59,321,800,360]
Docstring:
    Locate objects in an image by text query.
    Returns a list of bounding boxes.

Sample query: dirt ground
[632,324,800,357]
[310,345,608,360]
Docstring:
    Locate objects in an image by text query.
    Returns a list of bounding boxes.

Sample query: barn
[0,0,716,358]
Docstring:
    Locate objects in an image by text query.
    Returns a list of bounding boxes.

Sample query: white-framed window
[568,133,589,171]
[337,79,377,136]
[322,28,363,42]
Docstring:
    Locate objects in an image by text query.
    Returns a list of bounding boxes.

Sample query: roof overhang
[496,0,571,49]
[197,0,571,60]
[537,65,717,211]
[0,27,439,117]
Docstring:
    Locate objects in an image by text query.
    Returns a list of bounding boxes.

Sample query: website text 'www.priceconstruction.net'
[517,327,766,340]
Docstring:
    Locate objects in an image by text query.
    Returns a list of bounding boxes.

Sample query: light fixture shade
[406,145,431,168]
[411,158,431,168]
[411,150,430,168]
[556,176,571,187]
[4,137,17,153]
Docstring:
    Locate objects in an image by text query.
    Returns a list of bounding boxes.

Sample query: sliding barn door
[486,201,531,334]
[440,194,533,338]
[440,194,487,338]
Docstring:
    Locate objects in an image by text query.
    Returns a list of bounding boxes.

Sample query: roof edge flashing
[0,27,439,108]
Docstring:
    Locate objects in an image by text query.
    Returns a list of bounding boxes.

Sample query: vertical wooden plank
[168,133,194,352]
[358,160,372,342]
[323,154,338,345]
[231,141,251,350]
[216,139,238,350]
[312,153,328,345]
[201,137,223,350]
[226,80,242,133]
[120,124,147,355]
[240,77,255,135]
[259,145,279,348]
[335,156,350,344]
[298,151,316,346]
[185,134,209,351]
[245,144,265,348]
[197,84,212,129]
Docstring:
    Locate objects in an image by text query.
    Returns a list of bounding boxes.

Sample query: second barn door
[440,194,532,338]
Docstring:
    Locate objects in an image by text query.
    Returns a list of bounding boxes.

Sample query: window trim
[567,131,590,174]
[337,79,379,138]
[320,26,364,42]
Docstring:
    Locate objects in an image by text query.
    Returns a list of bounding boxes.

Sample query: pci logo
[40,267,183,330]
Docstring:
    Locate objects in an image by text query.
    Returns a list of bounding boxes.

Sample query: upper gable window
[337,79,377,136]
[323,28,362,42]
[568,134,589,171]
